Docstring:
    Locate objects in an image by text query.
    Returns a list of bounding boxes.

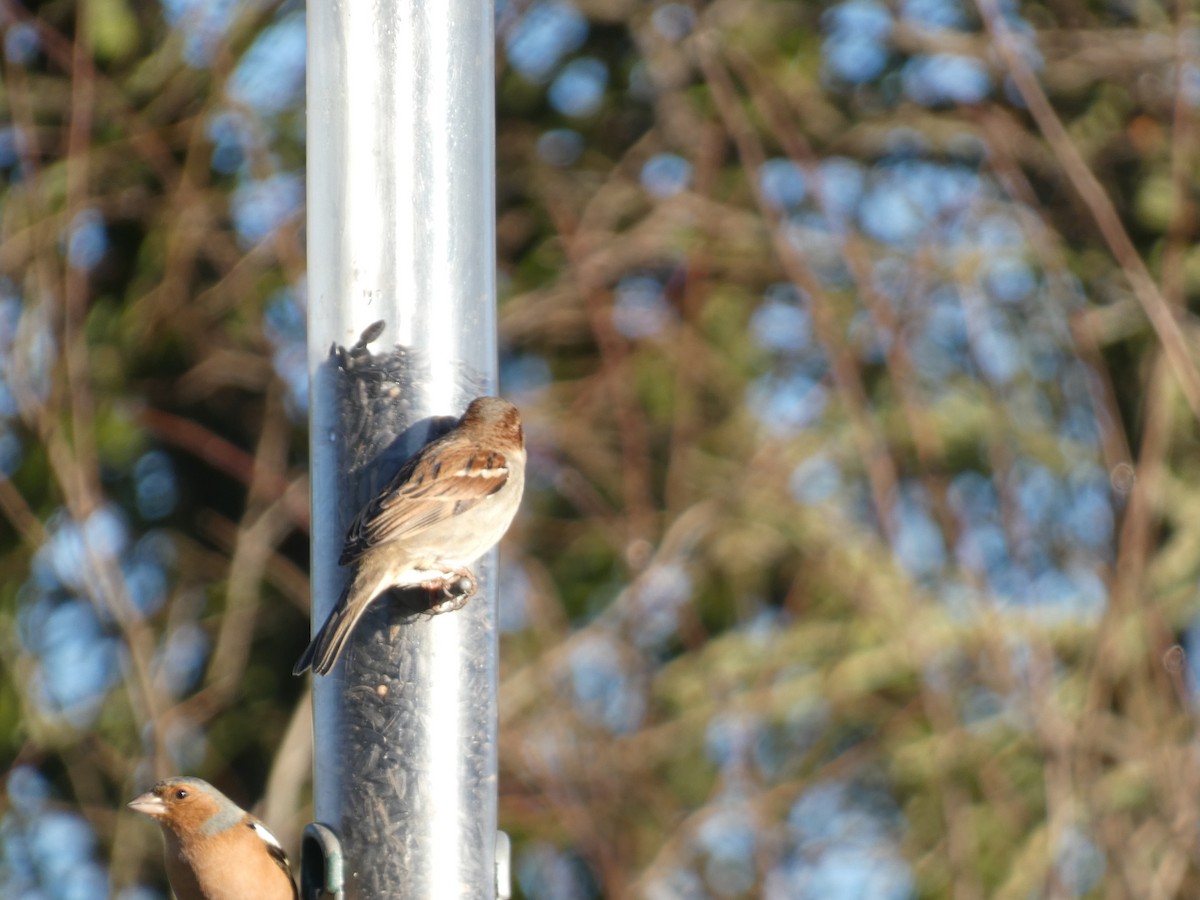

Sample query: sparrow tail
[293,570,383,676]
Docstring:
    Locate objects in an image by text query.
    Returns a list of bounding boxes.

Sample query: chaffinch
[128,776,297,900]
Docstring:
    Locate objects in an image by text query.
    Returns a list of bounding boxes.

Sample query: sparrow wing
[340,443,511,564]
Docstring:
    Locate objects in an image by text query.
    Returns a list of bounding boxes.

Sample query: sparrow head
[128,776,246,838]
[461,396,523,448]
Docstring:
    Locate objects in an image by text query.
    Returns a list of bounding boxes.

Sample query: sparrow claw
[428,593,471,614]
[445,570,477,598]
[418,568,477,613]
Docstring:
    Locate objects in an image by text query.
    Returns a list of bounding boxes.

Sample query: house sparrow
[294,396,525,676]
[128,776,297,900]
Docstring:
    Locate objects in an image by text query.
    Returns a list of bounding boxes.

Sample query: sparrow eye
[174,789,189,800]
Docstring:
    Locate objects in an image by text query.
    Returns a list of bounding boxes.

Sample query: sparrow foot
[420,568,477,613]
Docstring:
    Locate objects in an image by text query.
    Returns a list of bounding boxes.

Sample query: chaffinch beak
[127,791,167,817]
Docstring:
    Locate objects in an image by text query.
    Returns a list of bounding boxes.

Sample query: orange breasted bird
[128,776,297,900]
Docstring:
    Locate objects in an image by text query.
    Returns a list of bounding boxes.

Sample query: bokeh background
[1,0,1199,896]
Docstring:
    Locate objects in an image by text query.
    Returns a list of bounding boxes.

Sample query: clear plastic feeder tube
[306,0,497,896]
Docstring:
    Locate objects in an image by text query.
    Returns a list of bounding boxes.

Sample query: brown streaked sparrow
[294,396,525,675]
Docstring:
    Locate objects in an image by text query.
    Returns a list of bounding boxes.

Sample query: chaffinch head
[128,776,297,900]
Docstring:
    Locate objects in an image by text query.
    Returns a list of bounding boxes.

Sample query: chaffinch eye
[174,789,189,800]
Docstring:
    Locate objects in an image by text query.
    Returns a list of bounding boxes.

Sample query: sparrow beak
[128,792,166,817]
